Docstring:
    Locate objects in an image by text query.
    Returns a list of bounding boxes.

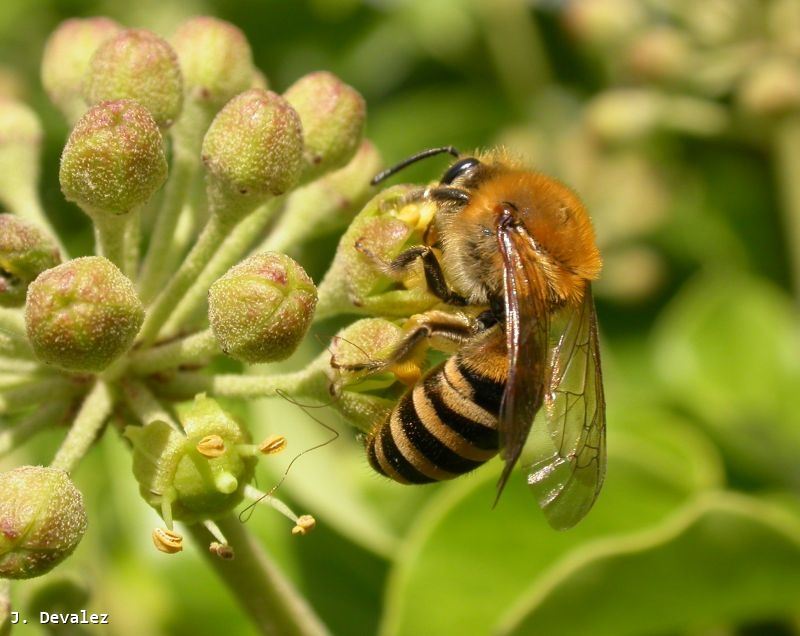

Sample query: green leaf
[380,418,719,636]
[653,273,800,487]
[499,493,800,636]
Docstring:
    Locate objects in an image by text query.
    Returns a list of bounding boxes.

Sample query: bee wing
[495,221,550,499]
[527,283,606,530]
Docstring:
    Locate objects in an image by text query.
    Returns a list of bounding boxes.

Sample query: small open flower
[126,394,257,524]
[208,252,317,363]
[25,256,144,372]
[0,214,60,307]
[0,466,87,579]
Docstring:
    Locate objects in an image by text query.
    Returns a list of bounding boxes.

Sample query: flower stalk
[51,380,113,473]
[186,516,330,636]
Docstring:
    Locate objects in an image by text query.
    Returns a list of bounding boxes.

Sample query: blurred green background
[2,0,800,634]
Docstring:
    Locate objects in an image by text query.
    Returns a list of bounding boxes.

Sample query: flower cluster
[0,14,387,585]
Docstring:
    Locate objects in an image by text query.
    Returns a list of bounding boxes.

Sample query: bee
[339,146,606,529]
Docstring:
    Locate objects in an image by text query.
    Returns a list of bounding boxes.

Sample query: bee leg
[354,241,467,306]
[333,310,475,375]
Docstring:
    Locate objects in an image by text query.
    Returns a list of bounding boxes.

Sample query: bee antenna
[371,146,460,185]
[238,390,340,523]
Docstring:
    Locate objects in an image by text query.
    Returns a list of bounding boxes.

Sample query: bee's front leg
[332,310,477,384]
[354,240,467,306]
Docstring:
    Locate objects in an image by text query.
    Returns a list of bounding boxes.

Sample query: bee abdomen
[366,358,504,484]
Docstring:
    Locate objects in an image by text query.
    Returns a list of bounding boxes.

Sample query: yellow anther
[196,434,226,458]
[209,541,235,560]
[291,514,316,536]
[258,435,287,455]
[152,527,183,554]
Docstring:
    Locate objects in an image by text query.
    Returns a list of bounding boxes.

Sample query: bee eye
[440,157,480,185]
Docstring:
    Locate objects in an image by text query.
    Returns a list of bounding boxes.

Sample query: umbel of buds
[126,394,257,524]
[84,28,183,128]
[0,466,88,579]
[0,214,60,307]
[25,256,144,372]
[209,253,317,363]
[59,99,167,217]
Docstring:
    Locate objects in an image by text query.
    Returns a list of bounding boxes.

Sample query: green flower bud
[126,394,257,523]
[0,214,61,307]
[41,17,122,123]
[84,28,183,128]
[284,71,366,182]
[171,16,255,112]
[0,466,87,579]
[738,57,800,118]
[25,256,144,372]
[324,318,399,432]
[0,98,43,215]
[202,89,304,221]
[209,252,317,363]
[60,99,167,217]
[316,185,439,320]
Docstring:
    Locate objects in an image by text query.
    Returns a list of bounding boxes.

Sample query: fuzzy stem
[123,207,142,281]
[0,401,66,457]
[152,369,321,401]
[138,153,197,303]
[186,516,330,636]
[160,198,284,337]
[129,329,219,375]
[0,307,25,338]
[0,378,75,415]
[51,380,113,473]
[138,213,237,345]
[92,214,129,271]
[773,115,800,301]
[0,357,39,373]
[120,379,181,431]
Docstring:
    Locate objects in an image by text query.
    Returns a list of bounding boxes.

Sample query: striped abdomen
[366,350,506,484]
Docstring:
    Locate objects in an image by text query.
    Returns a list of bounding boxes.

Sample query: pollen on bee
[389,359,423,386]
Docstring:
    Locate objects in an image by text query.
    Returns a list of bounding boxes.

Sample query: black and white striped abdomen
[366,354,505,484]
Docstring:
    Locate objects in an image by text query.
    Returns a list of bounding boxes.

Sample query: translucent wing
[526,283,606,529]
[495,218,549,499]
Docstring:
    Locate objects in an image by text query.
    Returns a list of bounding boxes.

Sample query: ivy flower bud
[284,71,366,183]
[60,99,167,217]
[25,256,144,372]
[171,17,255,112]
[41,17,122,123]
[0,98,43,215]
[126,394,257,524]
[209,252,317,363]
[0,214,61,307]
[202,89,304,221]
[84,29,183,128]
[0,466,87,579]
[316,185,439,319]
